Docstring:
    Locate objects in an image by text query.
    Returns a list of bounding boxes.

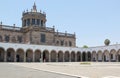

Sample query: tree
[104,39,110,46]
[83,45,88,48]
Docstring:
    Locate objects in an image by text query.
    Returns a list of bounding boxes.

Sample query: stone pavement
[11,62,120,78]
[0,63,79,78]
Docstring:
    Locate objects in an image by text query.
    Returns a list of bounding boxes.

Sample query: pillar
[4,51,7,62]
[14,52,16,62]
[69,53,71,62]
[56,53,58,62]
[24,52,26,62]
[33,52,35,62]
[49,53,51,62]
[41,52,43,62]
[75,53,77,62]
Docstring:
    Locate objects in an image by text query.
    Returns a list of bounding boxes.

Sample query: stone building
[0,3,120,62]
[0,3,76,47]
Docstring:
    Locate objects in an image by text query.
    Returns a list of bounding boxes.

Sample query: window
[56,41,59,45]
[37,19,40,26]
[69,41,72,47]
[27,19,30,26]
[32,19,35,25]
[24,20,26,26]
[5,35,10,42]
[61,40,64,46]
[0,36,2,42]
[41,34,46,43]
[41,20,43,26]
[17,36,22,43]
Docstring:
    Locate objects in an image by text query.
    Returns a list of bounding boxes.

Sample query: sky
[0,0,120,47]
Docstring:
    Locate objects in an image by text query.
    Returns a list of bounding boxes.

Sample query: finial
[32,2,37,12]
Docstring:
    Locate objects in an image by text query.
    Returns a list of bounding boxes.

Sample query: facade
[0,3,120,62]
[0,3,76,47]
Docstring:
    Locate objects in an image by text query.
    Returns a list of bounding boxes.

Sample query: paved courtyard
[0,63,78,78]
[0,62,120,78]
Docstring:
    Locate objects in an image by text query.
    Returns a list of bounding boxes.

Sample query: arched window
[5,35,10,42]
[0,36,2,42]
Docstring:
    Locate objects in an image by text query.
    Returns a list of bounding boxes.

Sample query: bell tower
[22,2,46,27]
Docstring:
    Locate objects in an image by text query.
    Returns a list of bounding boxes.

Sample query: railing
[55,32,75,37]
[23,12,46,16]
[0,25,21,31]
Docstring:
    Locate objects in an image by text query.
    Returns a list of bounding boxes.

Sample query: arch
[87,51,91,61]
[58,51,63,62]
[82,52,86,61]
[43,50,49,62]
[35,49,41,62]
[71,51,75,62]
[26,49,33,62]
[110,49,116,62]
[77,51,81,62]
[0,47,5,62]
[64,51,70,62]
[16,49,24,62]
[117,49,120,62]
[97,50,102,62]
[7,48,15,62]
[92,51,97,62]
[103,50,110,62]
[51,50,56,62]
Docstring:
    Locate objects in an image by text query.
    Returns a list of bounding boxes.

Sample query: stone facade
[0,3,76,47]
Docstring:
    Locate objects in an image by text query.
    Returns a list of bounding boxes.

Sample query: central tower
[22,3,46,27]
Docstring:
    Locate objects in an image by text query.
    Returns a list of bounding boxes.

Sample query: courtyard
[0,62,120,78]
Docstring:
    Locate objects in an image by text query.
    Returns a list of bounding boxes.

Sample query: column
[49,53,51,62]
[4,51,7,62]
[24,52,26,62]
[56,53,58,62]
[33,52,35,62]
[63,53,64,62]
[41,52,43,62]
[75,53,77,62]
[81,53,83,62]
[69,53,71,62]
[14,52,16,62]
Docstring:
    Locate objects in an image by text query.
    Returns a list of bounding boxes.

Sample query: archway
[7,48,15,62]
[110,49,116,62]
[51,50,56,62]
[0,47,5,62]
[103,50,110,62]
[82,52,86,61]
[26,49,33,62]
[58,51,63,62]
[97,51,102,62]
[64,51,69,62]
[117,50,120,62]
[35,50,41,62]
[77,51,81,62]
[43,50,49,62]
[16,49,24,62]
[71,51,75,62]
[87,52,91,61]
[92,51,97,62]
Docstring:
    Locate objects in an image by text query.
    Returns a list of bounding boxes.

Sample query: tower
[22,2,46,27]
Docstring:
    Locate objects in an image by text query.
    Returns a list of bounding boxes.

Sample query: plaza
[1,62,120,78]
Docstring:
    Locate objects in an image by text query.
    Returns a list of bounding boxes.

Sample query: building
[0,3,120,62]
[0,3,76,47]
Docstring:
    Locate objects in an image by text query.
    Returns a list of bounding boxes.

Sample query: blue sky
[0,0,120,47]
